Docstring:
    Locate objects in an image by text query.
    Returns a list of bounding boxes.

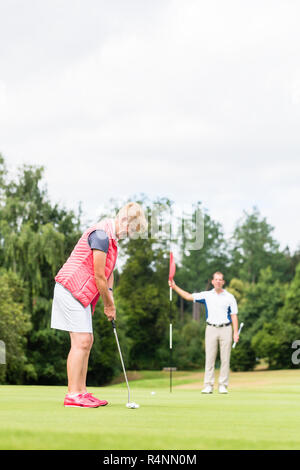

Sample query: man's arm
[231,314,239,343]
[93,250,116,321]
[168,280,194,302]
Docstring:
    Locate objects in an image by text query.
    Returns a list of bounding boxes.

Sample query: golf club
[232,322,244,348]
[111,320,139,409]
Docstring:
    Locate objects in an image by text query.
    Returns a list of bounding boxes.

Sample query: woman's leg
[67,332,94,395]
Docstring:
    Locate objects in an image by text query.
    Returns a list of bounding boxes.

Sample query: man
[51,202,147,408]
[169,272,239,394]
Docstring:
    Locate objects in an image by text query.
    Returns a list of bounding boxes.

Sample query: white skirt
[51,283,93,333]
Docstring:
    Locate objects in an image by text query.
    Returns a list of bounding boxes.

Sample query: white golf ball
[151,391,156,395]
[126,402,140,409]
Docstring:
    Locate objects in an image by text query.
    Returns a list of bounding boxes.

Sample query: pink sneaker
[64,393,100,408]
[83,393,108,407]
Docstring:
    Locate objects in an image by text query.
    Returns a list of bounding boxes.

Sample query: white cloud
[0,80,6,110]
[0,0,299,251]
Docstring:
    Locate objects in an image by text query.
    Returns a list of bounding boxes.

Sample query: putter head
[126,402,140,409]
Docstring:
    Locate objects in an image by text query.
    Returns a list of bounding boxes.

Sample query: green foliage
[114,196,171,369]
[26,328,69,384]
[0,157,84,385]
[0,153,299,383]
[281,262,300,325]
[230,339,257,372]
[251,324,284,369]
[251,262,300,369]
[241,267,285,335]
[0,269,32,383]
[231,267,286,371]
[174,320,206,369]
[177,207,230,294]
[230,207,291,283]
[117,237,170,369]
[227,278,247,304]
[157,319,206,371]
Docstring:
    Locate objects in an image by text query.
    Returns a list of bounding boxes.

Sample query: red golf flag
[169,252,176,281]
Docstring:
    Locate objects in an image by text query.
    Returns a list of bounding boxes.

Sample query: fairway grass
[0,369,300,450]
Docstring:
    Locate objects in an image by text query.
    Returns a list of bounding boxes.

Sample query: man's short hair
[212,271,224,280]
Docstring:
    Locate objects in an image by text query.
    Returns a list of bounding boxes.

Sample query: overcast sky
[0,0,299,252]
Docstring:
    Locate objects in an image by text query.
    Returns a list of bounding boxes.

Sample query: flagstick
[169,286,172,393]
[169,246,175,394]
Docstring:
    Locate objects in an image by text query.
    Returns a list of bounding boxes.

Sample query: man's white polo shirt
[192,289,238,325]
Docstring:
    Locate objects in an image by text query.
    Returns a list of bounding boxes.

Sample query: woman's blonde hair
[117,202,148,237]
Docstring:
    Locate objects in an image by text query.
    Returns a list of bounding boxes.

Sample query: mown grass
[0,369,300,450]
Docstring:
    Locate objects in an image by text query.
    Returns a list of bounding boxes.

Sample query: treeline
[0,155,299,385]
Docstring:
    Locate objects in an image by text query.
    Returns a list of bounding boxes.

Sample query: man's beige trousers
[204,324,232,387]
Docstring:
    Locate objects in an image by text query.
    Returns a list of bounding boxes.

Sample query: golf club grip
[232,322,244,348]
[111,319,116,329]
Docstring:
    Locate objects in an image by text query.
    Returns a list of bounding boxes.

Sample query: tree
[281,262,300,327]
[117,237,170,369]
[0,157,85,384]
[0,270,31,383]
[240,267,285,336]
[157,320,206,370]
[226,278,247,304]
[176,206,230,322]
[225,278,257,371]
[252,262,300,369]
[229,268,286,371]
[116,197,172,369]
[178,206,230,291]
[230,207,290,283]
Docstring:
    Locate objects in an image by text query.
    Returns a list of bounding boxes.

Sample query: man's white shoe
[201,385,213,394]
[218,385,228,394]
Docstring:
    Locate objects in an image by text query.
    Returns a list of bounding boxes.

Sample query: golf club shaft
[169,300,172,393]
[112,320,130,403]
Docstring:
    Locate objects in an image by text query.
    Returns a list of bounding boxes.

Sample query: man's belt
[206,322,231,328]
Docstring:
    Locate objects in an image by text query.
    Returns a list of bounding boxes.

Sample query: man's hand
[168,279,193,301]
[233,332,239,344]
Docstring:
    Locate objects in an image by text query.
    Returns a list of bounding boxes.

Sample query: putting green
[0,369,299,450]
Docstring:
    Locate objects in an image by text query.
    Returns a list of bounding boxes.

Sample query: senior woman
[51,202,147,408]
